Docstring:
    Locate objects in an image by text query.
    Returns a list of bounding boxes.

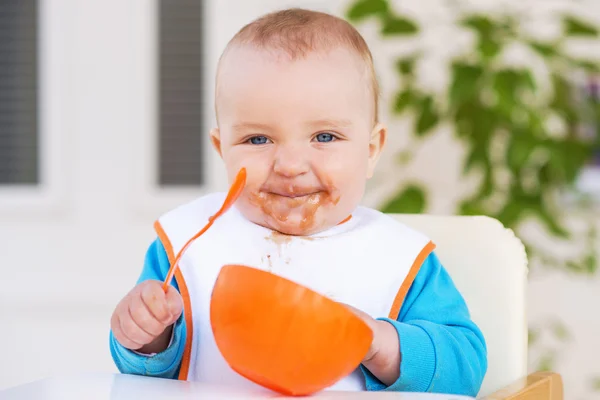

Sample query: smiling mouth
[269,191,321,199]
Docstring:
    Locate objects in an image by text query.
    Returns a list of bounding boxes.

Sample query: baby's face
[212,46,385,235]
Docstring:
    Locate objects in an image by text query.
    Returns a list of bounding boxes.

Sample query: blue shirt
[110,239,487,396]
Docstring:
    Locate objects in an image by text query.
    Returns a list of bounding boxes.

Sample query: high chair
[393,214,563,400]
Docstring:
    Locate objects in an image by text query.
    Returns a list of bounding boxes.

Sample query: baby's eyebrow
[307,119,353,130]
[231,122,272,132]
[231,119,353,132]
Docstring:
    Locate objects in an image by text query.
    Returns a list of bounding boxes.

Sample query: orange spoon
[161,167,247,291]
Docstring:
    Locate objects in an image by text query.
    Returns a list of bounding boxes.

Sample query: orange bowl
[210,264,373,396]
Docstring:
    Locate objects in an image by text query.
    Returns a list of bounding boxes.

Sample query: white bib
[155,193,435,392]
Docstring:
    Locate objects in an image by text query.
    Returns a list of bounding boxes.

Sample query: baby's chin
[268,220,323,236]
[264,210,328,236]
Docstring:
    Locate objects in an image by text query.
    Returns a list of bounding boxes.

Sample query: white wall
[1,0,599,399]
[0,0,218,388]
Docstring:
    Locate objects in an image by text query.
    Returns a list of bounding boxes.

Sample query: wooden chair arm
[481,372,563,400]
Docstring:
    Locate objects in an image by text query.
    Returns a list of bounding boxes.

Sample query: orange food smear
[249,177,341,232]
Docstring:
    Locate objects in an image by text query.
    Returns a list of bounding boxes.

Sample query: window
[0,0,39,185]
[158,0,204,187]
[127,0,220,217]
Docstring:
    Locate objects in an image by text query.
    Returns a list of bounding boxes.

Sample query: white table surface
[0,373,475,400]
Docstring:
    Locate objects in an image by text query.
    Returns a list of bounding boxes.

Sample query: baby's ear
[367,123,387,178]
[210,128,223,157]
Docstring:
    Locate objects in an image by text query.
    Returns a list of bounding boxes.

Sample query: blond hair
[217,8,380,122]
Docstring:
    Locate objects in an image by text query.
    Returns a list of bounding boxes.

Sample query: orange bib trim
[387,240,436,320]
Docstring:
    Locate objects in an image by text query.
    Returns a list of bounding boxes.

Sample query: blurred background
[0,0,599,398]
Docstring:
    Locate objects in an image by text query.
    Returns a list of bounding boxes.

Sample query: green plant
[346,0,600,274]
[528,320,571,372]
[592,376,600,391]
[346,1,600,395]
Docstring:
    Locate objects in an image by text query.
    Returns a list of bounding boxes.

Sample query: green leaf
[395,55,418,76]
[507,132,536,170]
[460,15,495,37]
[492,69,536,117]
[381,15,419,35]
[584,253,598,274]
[528,328,539,345]
[449,63,484,107]
[463,133,492,175]
[526,40,559,58]
[458,199,486,216]
[563,15,599,37]
[566,260,586,274]
[396,150,414,165]
[547,139,593,183]
[496,69,536,92]
[478,35,503,60]
[521,70,536,91]
[495,200,524,228]
[453,100,493,139]
[537,352,555,372]
[393,89,417,115]
[463,146,487,173]
[415,96,440,136]
[522,242,535,259]
[346,0,389,22]
[549,73,573,114]
[460,15,506,60]
[478,164,494,199]
[380,184,427,213]
[570,58,600,73]
[591,377,600,391]
[463,145,493,199]
[552,321,570,341]
[499,15,518,37]
[535,202,570,238]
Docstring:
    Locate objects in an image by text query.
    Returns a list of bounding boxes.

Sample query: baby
[109,8,487,396]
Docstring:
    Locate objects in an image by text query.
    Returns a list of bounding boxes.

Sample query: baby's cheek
[333,181,365,216]
[234,150,272,172]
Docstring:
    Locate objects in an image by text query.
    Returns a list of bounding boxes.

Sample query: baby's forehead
[214,44,376,125]
[216,44,371,93]
[215,9,379,121]
[219,43,366,72]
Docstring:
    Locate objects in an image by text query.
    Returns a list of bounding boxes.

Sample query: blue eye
[249,136,269,145]
[315,132,336,143]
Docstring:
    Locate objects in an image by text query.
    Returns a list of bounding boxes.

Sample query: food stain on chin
[299,193,322,230]
[323,176,342,206]
[249,192,291,223]
[249,181,340,232]
[266,231,292,246]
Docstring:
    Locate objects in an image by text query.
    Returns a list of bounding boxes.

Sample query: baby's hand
[342,303,401,385]
[111,280,183,353]
[342,304,384,362]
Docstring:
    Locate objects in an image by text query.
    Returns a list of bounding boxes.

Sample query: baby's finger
[112,313,144,350]
[130,292,168,336]
[140,282,171,324]
[165,285,183,322]
[120,304,156,345]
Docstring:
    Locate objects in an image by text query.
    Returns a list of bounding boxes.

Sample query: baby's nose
[273,146,310,177]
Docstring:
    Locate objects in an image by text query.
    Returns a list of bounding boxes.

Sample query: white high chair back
[391,214,528,398]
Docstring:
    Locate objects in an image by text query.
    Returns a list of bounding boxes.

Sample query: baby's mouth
[268,190,321,199]
[264,191,324,208]
[248,184,339,229]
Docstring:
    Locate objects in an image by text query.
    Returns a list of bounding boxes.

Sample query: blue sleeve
[361,252,487,397]
[109,238,187,379]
